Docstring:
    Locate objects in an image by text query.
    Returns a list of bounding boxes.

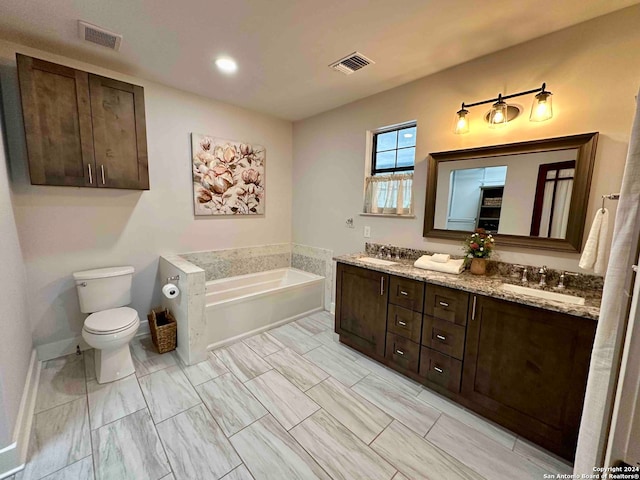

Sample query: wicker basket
[148,307,177,354]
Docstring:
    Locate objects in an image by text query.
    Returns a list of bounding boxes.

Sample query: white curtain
[574,90,640,473]
[363,173,413,215]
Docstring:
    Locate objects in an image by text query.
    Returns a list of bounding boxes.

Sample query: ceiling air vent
[329,52,374,75]
[78,21,122,51]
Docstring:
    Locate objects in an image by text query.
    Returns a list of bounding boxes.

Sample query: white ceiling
[0,0,637,120]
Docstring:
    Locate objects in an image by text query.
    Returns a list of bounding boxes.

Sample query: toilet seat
[84,307,139,335]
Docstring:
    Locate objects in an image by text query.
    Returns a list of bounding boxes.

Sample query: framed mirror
[423,132,599,252]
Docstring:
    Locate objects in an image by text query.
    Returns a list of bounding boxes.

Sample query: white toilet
[73,266,140,384]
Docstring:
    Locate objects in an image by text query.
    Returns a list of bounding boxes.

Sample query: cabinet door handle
[439,301,449,307]
[436,334,447,341]
[434,366,444,374]
[380,277,385,296]
[400,290,409,296]
[88,164,93,184]
[398,320,407,326]
[395,349,404,356]
[472,295,477,320]
[100,165,106,185]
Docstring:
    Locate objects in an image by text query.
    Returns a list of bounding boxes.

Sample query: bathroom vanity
[334,255,599,461]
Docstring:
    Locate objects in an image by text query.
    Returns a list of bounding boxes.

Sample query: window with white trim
[363,123,416,215]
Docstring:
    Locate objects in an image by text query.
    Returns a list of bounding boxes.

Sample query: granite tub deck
[334,253,601,320]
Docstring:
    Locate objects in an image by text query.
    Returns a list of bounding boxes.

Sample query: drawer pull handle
[434,366,444,374]
[398,321,407,326]
[395,349,405,356]
[436,334,447,341]
[439,301,449,307]
[400,290,409,296]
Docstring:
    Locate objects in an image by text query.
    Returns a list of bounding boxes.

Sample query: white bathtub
[204,268,324,350]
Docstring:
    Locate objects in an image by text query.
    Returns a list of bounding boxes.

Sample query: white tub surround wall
[159,255,206,365]
[292,244,334,311]
[0,40,292,353]
[180,243,291,281]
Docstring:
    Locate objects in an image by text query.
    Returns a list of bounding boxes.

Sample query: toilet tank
[73,266,135,313]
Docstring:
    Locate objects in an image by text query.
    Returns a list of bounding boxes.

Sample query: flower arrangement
[463,229,495,260]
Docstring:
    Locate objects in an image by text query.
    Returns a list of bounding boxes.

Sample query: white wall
[0,99,33,446]
[292,6,639,281]
[0,40,293,348]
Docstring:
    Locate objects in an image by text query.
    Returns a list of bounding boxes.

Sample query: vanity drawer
[387,304,422,343]
[424,285,470,326]
[385,333,420,373]
[419,347,462,393]
[422,316,466,360]
[389,276,424,312]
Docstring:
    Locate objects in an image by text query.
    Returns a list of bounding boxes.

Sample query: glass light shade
[530,91,553,122]
[453,108,470,134]
[488,100,509,128]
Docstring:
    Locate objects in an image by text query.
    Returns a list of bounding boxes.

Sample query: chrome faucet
[386,244,393,259]
[514,265,528,283]
[538,265,548,287]
[378,246,386,259]
[557,271,579,290]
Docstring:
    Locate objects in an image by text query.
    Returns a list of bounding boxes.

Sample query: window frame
[371,123,417,176]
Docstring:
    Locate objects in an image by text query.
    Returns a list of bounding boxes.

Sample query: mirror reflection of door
[446,166,507,231]
[530,161,576,238]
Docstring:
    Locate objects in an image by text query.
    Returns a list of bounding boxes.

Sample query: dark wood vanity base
[335,261,596,461]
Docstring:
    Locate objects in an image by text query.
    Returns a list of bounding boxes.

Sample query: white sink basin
[500,283,585,306]
[359,257,398,266]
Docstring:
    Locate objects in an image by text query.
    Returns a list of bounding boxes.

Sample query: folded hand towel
[430,253,451,263]
[414,255,465,274]
[579,208,610,275]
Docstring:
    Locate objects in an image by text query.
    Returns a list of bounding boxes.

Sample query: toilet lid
[84,307,139,334]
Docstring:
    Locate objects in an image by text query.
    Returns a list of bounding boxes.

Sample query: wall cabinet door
[335,263,388,357]
[16,54,149,190]
[462,295,596,460]
[89,75,149,190]
[17,54,95,187]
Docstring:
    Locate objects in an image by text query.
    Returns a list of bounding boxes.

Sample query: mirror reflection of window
[530,161,576,239]
[446,166,507,231]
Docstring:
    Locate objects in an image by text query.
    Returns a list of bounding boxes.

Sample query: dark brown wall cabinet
[16,54,149,190]
[335,262,596,461]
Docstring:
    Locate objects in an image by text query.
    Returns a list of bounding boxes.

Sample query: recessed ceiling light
[215,57,237,74]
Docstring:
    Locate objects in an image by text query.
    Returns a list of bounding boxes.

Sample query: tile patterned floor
[12,310,574,480]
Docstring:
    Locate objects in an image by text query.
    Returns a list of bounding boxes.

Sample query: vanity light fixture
[453,83,553,134]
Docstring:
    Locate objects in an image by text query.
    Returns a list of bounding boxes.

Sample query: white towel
[579,208,609,275]
[430,253,451,263]
[414,255,465,274]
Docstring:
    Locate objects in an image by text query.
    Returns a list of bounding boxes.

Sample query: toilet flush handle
[79,282,87,287]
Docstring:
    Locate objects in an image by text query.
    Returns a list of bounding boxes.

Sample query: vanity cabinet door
[462,295,596,460]
[89,75,149,190]
[17,54,95,187]
[335,263,388,357]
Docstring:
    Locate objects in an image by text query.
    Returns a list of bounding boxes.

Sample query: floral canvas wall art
[191,134,265,216]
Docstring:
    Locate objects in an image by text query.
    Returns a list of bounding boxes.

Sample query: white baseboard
[205,307,323,355]
[0,349,40,479]
[36,320,150,362]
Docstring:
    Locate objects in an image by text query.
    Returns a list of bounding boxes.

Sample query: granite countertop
[334,253,601,321]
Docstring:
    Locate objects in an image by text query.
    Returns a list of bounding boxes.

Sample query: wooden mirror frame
[423,132,599,253]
